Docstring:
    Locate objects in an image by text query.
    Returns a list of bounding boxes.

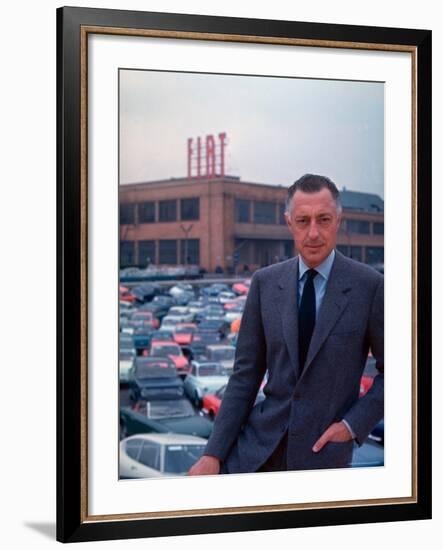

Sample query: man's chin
[302,249,326,267]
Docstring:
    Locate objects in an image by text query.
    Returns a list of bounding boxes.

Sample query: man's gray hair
[285,174,342,215]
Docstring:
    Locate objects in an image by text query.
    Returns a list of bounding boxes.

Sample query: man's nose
[307,220,320,239]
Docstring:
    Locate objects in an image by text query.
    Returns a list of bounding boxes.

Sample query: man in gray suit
[189,174,384,475]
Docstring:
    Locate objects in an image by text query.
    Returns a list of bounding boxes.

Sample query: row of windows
[235,199,384,234]
[121,239,200,267]
[236,199,286,225]
[340,219,384,235]
[120,198,199,225]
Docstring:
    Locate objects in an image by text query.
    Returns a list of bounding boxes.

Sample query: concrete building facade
[119,175,384,272]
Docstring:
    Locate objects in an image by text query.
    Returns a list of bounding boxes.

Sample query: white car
[205,344,236,371]
[119,433,207,479]
[167,307,195,322]
[183,362,230,406]
[119,352,135,384]
[160,315,188,331]
[168,283,193,298]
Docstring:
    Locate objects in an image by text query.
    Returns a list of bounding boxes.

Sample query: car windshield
[164,444,206,474]
[210,348,235,360]
[197,364,226,376]
[146,399,194,419]
[135,361,175,377]
[133,312,153,319]
[152,345,181,356]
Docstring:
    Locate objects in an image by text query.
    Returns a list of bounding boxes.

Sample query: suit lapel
[300,251,352,378]
[278,257,300,375]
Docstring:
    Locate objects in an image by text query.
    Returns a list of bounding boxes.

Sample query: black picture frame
[57,6,432,543]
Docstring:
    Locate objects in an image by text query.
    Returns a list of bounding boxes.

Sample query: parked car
[200,283,231,297]
[120,398,213,439]
[131,283,159,303]
[202,382,265,420]
[232,279,251,295]
[119,300,136,317]
[148,341,190,375]
[130,310,160,329]
[196,319,230,339]
[167,306,195,323]
[160,315,189,332]
[173,324,197,346]
[120,333,135,354]
[351,440,384,467]
[359,375,374,397]
[119,350,135,384]
[119,285,136,303]
[183,362,229,407]
[168,282,193,298]
[205,344,236,371]
[127,357,184,402]
[119,433,207,479]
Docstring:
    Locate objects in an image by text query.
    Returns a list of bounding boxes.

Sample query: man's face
[285,188,341,268]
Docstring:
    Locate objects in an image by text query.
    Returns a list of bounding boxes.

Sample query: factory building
[119,175,384,273]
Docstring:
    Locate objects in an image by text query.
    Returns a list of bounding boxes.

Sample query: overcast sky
[120,69,384,198]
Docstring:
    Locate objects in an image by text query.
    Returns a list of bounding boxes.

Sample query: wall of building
[120,176,384,272]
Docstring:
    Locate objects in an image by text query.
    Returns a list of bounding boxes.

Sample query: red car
[119,285,136,303]
[359,375,374,397]
[130,310,160,329]
[203,382,265,420]
[148,341,190,375]
[223,296,247,310]
[173,323,197,346]
[232,279,251,295]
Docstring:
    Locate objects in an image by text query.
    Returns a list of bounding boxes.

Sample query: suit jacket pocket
[312,440,354,469]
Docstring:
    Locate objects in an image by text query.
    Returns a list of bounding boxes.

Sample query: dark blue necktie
[299,269,318,370]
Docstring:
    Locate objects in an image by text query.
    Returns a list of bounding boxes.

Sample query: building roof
[340,189,384,213]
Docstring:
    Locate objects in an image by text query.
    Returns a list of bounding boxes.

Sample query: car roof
[124,433,207,445]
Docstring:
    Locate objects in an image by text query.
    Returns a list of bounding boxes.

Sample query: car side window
[125,438,143,461]
[138,441,161,470]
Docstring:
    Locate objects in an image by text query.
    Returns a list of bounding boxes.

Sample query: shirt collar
[298,249,335,282]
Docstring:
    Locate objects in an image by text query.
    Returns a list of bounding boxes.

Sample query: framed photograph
[57,6,431,543]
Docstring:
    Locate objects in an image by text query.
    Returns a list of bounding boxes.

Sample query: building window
[180,239,200,265]
[120,240,135,267]
[366,247,384,265]
[373,222,384,235]
[159,240,177,264]
[138,201,155,223]
[279,203,287,225]
[254,201,276,224]
[180,198,199,221]
[138,240,156,266]
[346,219,370,234]
[337,245,349,257]
[159,200,177,222]
[235,199,251,223]
[120,203,135,225]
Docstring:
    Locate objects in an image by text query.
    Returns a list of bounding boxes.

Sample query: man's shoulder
[252,257,298,282]
[336,251,383,285]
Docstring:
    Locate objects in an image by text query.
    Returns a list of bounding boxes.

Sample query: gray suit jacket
[204,250,384,473]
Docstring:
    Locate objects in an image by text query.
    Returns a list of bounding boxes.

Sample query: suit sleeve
[204,272,267,461]
[343,276,384,445]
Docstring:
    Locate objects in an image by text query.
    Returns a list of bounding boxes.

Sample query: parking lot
[119,276,384,479]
